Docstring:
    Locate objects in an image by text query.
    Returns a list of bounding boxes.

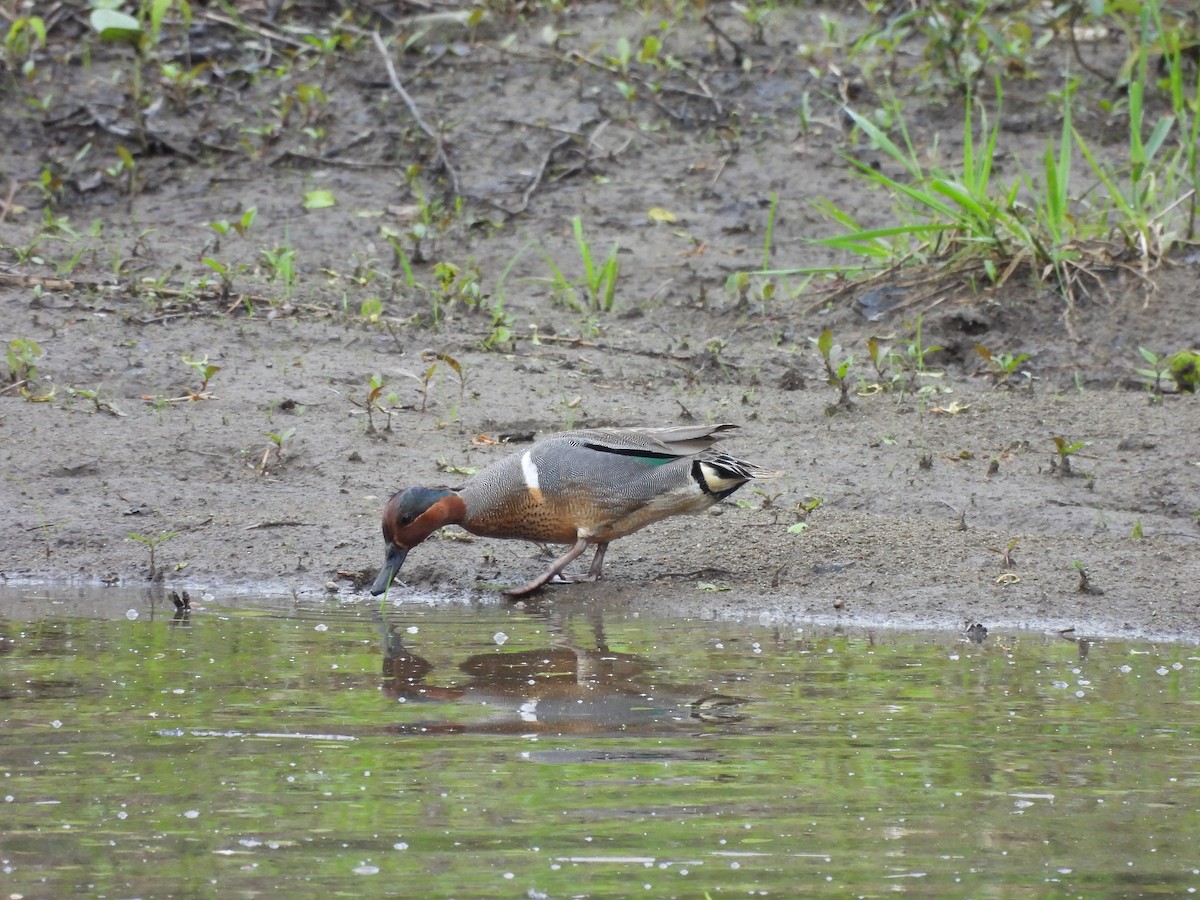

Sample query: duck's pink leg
[506,541,613,597]
[504,538,591,597]
[550,542,609,584]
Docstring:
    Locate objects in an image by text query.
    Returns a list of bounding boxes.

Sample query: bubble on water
[51,720,62,729]
[503,873,514,880]
[1173,662,1183,670]
[126,609,139,620]
[1157,667,1169,675]
[353,864,379,875]
[393,842,408,850]
[315,624,328,632]
[1119,665,1132,673]
[184,810,199,819]
[494,632,508,645]
[406,626,419,634]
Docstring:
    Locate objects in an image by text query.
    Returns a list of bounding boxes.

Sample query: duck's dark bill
[370,543,409,595]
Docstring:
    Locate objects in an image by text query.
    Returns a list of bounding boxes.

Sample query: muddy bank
[2,3,1199,638]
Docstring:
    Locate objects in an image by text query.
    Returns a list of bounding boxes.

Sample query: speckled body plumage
[371,424,773,597]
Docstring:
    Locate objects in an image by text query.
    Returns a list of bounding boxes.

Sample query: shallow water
[2,586,1198,897]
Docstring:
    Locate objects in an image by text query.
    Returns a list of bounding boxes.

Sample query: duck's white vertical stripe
[521,450,544,502]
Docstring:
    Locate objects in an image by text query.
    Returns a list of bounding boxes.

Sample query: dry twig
[371,31,461,196]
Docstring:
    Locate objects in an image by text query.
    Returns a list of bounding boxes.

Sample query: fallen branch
[371,30,461,196]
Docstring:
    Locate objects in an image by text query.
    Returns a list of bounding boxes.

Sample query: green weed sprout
[991,536,1020,568]
[1051,435,1087,476]
[816,329,853,409]
[4,14,47,78]
[360,297,383,324]
[260,245,297,298]
[1073,561,1103,596]
[1135,346,1173,395]
[574,217,620,311]
[351,373,390,434]
[205,206,257,240]
[127,529,181,580]
[544,218,620,312]
[67,384,125,417]
[180,354,219,399]
[6,337,41,384]
[975,344,1031,387]
[259,427,296,474]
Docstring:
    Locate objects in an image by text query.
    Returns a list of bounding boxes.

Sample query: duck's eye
[399,513,414,526]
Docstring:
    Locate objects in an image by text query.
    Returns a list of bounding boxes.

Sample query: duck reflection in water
[379,608,747,737]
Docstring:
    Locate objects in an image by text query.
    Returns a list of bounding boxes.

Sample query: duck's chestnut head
[370,487,466,595]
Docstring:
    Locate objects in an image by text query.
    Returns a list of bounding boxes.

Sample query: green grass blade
[843,107,923,181]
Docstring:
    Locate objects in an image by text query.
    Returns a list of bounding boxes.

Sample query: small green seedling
[4,337,53,400]
[259,427,296,474]
[543,218,620,312]
[573,217,620,311]
[976,343,1031,387]
[360,297,383,324]
[6,337,40,384]
[260,245,297,297]
[200,257,237,301]
[350,373,391,434]
[104,144,139,196]
[4,14,47,78]
[411,351,465,414]
[127,530,181,580]
[67,384,124,417]
[1051,435,1087,476]
[867,337,888,380]
[158,59,208,105]
[991,536,1020,567]
[480,295,514,351]
[181,354,220,397]
[1073,561,1103,596]
[205,206,257,240]
[816,329,853,409]
[1135,346,1172,395]
[787,496,823,533]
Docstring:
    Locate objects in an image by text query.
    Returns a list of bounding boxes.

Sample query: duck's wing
[560,423,739,457]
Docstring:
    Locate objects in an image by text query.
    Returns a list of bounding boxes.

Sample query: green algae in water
[1,591,1198,896]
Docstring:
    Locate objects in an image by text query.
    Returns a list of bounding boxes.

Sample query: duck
[370,423,775,598]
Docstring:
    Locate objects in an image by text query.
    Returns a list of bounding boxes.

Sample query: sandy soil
[2,4,1199,639]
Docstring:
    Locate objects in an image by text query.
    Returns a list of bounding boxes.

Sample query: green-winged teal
[371,423,774,598]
